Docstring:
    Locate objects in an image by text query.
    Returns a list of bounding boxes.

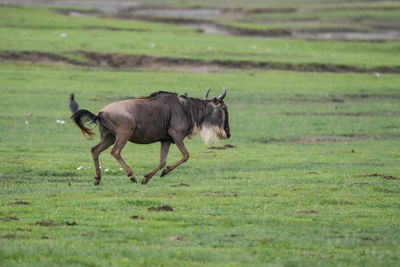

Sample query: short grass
[1,6,400,69]
[1,62,400,266]
[1,2,400,266]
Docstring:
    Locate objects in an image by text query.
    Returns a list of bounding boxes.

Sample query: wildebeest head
[197,87,231,144]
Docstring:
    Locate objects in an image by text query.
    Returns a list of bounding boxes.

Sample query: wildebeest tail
[71,109,99,138]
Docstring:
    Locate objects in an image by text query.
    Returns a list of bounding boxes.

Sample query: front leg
[160,136,189,177]
[141,141,171,184]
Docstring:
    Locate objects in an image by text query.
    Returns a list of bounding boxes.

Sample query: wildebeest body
[71,90,230,185]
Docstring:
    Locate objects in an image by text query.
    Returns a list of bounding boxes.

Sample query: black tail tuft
[71,109,98,138]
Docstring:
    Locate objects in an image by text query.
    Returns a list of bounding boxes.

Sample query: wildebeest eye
[212,98,219,105]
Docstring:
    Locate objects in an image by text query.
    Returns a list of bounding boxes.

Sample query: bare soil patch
[77,51,228,73]
[2,50,400,74]
[0,216,19,221]
[130,215,143,220]
[147,205,173,211]
[74,51,400,73]
[296,210,318,214]
[208,144,236,150]
[168,236,184,242]
[66,221,77,226]
[170,183,190,187]
[35,221,55,227]
[362,173,398,180]
[13,200,31,205]
[0,51,79,65]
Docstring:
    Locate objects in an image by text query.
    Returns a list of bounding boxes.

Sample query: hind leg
[110,131,136,182]
[91,126,115,185]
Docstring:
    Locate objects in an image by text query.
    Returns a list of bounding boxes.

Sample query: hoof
[141,178,148,185]
[94,178,101,186]
[130,177,137,183]
[160,167,170,177]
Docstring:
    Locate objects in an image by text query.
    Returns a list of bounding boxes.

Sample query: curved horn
[218,87,227,100]
[203,89,211,100]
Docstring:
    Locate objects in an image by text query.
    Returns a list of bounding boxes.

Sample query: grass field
[1,1,400,266]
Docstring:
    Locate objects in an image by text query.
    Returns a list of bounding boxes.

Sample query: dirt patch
[170,183,190,187]
[76,51,400,73]
[168,236,184,242]
[65,221,77,226]
[2,50,400,74]
[130,215,143,220]
[0,51,80,66]
[362,173,398,180]
[208,144,236,150]
[77,51,228,73]
[35,221,55,227]
[296,210,318,214]
[0,216,19,221]
[13,200,31,205]
[147,205,173,211]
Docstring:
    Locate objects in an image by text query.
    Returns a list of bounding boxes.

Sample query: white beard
[190,124,227,145]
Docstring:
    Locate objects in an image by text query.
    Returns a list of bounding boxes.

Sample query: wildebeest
[71,88,230,185]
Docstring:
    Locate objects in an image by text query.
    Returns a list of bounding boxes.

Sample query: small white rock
[25,120,29,124]
[105,168,109,172]
[56,120,60,123]
[60,120,65,124]
[207,46,213,50]
[374,72,381,77]
[252,45,257,49]
[331,53,336,57]
[149,43,156,48]
[77,166,83,170]
[61,33,68,38]
[119,168,123,171]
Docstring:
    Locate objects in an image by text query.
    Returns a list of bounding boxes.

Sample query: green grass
[1,6,400,69]
[1,2,400,266]
[1,62,400,266]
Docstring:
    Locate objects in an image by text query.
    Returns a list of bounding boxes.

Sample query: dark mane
[144,91,178,99]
